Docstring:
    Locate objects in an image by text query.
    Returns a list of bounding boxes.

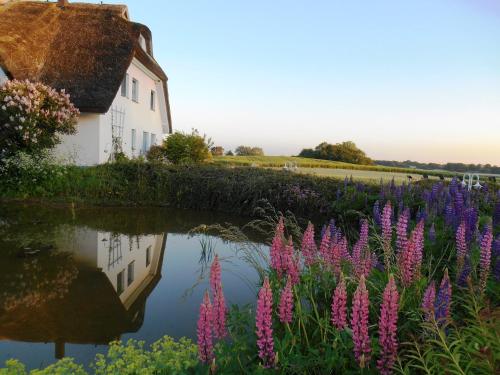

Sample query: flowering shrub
[0,79,79,157]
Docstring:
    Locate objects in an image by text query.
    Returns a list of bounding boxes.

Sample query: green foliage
[235,145,265,156]
[299,141,373,165]
[0,79,79,158]
[145,145,167,163]
[163,130,212,164]
[211,146,225,156]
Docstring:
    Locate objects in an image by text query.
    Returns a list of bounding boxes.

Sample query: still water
[0,204,266,369]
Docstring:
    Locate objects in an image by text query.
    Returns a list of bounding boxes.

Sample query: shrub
[235,145,264,156]
[146,145,167,163]
[163,130,212,164]
[0,79,79,158]
[210,146,224,156]
[299,141,373,165]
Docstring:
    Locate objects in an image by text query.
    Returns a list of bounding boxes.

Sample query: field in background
[213,155,453,181]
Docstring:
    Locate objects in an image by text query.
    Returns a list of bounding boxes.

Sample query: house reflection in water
[0,228,166,360]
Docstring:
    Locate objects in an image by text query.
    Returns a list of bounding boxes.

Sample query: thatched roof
[0,1,172,129]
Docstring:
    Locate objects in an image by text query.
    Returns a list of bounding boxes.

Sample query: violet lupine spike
[493,202,500,229]
[351,275,371,368]
[377,275,399,375]
[429,222,436,244]
[382,201,393,271]
[374,200,382,226]
[270,217,285,277]
[319,226,332,265]
[359,219,369,251]
[331,273,348,330]
[396,208,409,255]
[301,222,317,267]
[256,277,276,368]
[479,225,493,294]
[493,236,500,282]
[278,276,294,324]
[421,281,436,321]
[210,255,227,339]
[457,256,471,288]
[434,269,452,328]
[455,221,467,274]
[197,291,214,364]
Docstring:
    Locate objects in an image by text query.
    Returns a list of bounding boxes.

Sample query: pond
[0,204,267,369]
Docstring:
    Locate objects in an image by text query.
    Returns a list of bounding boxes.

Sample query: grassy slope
[213,155,455,178]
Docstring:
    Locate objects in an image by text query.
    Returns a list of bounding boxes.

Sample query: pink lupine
[396,209,409,255]
[270,218,285,277]
[359,219,369,252]
[319,226,332,265]
[301,222,317,266]
[256,277,276,368]
[210,255,227,338]
[377,275,399,375]
[351,275,371,368]
[382,201,393,270]
[339,236,351,263]
[278,276,294,324]
[331,241,343,276]
[479,225,493,293]
[412,220,425,279]
[421,281,436,321]
[197,291,214,363]
[283,236,300,284]
[331,273,348,330]
[456,221,467,273]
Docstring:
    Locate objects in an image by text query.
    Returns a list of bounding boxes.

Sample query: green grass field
[213,155,453,182]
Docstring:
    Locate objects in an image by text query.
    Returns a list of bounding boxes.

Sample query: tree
[210,146,224,156]
[0,79,79,158]
[235,146,264,156]
[299,141,372,165]
[163,130,212,164]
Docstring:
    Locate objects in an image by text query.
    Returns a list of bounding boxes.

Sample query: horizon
[87,0,499,165]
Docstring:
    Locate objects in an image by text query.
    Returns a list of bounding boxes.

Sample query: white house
[0,0,172,165]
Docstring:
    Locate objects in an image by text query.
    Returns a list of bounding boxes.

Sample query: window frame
[132,78,139,103]
[131,129,137,153]
[150,90,156,111]
[121,74,129,98]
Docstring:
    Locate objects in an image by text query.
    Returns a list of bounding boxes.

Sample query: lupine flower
[429,222,436,244]
[301,222,317,267]
[421,281,436,321]
[377,275,399,375]
[479,225,493,293]
[278,276,294,324]
[412,220,425,279]
[434,269,452,328]
[197,291,214,363]
[457,256,472,288]
[270,218,285,277]
[256,277,275,368]
[493,236,500,282]
[464,208,478,243]
[398,237,415,287]
[210,255,227,339]
[396,208,409,255]
[351,275,371,368]
[374,200,382,226]
[359,219,369,252]
[331,273,348,330]
[319,226,332,265]
[493,202,500,229]
[382,201,393,270]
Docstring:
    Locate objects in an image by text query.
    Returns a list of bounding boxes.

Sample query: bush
[299,141,373,165]
[146,145,167,163]
[0,79,79,158]
[163,130,212,164]
[235,145,264,156]
[211,146,224,156]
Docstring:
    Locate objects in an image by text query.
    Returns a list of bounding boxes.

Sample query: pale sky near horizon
[97,0,499,164]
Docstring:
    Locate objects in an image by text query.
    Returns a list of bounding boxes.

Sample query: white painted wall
[53,58,168,165]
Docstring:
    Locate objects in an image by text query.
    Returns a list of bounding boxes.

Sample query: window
[151,133,156,147]
[121,74,129,97]
[127,261,135,286]
[132,78,139,102]
[131,129,137,153]
[117,270,125,295]
[146,246,151,267]
[142,131,149,154]
[150,90,156,111]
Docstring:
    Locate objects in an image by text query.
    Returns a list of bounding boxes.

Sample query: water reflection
[0,204,258,369]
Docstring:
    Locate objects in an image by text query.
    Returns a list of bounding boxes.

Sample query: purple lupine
[434,269,452,328]
[256,277,275,368]
[493,236,500,281]
[359,219,369,252]
[374,200,382,226]
[270,218,285,277]
[278,276,294,324]
[301,222,317,267]
[493,202,500,229]
[457,256,472,288]
[479,225,493,294]
[351,275,371,368]
[331,273,348,330]
[197,291,214,363]
[421,281,436,321]
[210,255,227,339]
[429,222,436,244]
[382,201,393,270]
[396,208,409,255]
[377,275,399,375]
[464,207,478,243]
[455,221,467,274]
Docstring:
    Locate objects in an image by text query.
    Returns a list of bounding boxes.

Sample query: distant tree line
[299,141,373,165]
[234,146,265,156]
[376,160,500,175]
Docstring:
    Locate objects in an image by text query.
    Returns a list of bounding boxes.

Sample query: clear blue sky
[99,0,499,164]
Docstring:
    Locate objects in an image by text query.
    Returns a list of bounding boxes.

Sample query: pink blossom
[456,221,467,274]
[210,254,221,295]
[197,291,214,363]
[301,222,317,266]
[210,255,227,338]
[382,201,393,269]
[331,273,348,330]
[479,225,493,293]
[256,277,276,368]
[278,276,294,324]
[351,275,371,368]
[396,209,409,255]
[377,275,399,375]
[319,226,332,265]
[270,217,285,277]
